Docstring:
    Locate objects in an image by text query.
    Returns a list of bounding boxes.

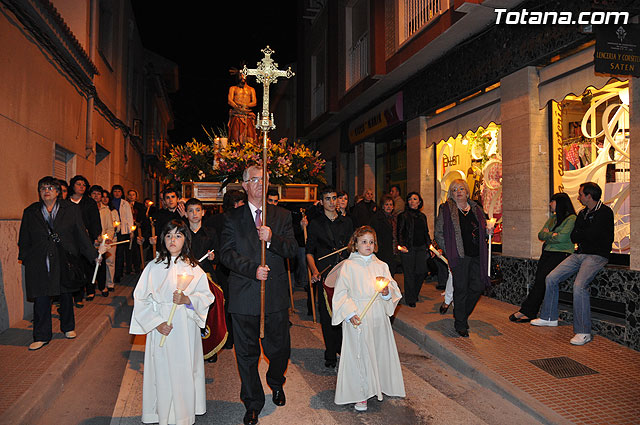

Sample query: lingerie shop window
[549,79,629,255]
[435,123,503,244]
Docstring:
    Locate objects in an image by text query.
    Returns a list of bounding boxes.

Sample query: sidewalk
[393,277,640,425]
[0,275,136,425]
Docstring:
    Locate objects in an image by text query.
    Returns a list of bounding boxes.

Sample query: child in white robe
[332,226,405,412]
[130,219,215,425]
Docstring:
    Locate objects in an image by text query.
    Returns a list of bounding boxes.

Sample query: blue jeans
[539,253,608,334]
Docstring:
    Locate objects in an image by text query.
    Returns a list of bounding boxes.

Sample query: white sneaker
[65,330,77,339]
[570,333,592,345]
[531,318,558,327]
[354,401,367,411]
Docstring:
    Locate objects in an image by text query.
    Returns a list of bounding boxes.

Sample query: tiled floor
[0,278,134,417]
[404,283,640,425]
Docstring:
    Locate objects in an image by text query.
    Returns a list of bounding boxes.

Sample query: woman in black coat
[370,195,399,273]
[18,176,105,351]
[397,192,432,307]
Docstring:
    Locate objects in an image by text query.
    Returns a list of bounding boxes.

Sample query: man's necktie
[255,209,262,228]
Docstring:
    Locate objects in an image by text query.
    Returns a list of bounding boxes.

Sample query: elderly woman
[397,191,432,308]
[18,176,107,351]
[434,179,492,337]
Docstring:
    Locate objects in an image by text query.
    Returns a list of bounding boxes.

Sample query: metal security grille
[529,356,599,379]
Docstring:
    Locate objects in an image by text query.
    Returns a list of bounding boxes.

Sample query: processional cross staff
[241,46,294,338]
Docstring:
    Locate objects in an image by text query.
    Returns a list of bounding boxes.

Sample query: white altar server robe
[332,252,405,404]
[130,257,214,425]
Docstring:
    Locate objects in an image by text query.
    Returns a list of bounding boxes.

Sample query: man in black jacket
[533,182,614,346]
[219,165,297,425]
[306,185,353,368]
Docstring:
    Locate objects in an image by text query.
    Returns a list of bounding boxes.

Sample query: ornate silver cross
[241,46,295,132]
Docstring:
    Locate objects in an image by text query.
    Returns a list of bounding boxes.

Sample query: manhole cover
[529,356,599,379]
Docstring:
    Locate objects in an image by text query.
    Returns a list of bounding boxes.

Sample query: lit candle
[129,224,137,249]
[358,276,390,324]
[159,272,194,347]
[487,218,497,276]
[150,218,156,259]
[429,244,448,265]
[91,233,109,284]
[397,245,408,253]
[146,201,154,217]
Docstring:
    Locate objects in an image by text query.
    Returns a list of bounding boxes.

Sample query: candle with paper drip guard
[487,218,497,276]
[159,272,194,347]
[91,233,109,284]
[357,276,390,325]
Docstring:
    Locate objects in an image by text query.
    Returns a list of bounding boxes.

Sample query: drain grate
[529,356,599,379]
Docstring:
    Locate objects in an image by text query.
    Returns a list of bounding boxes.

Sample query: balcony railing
[403,0,443,42]
[346,32,369,90]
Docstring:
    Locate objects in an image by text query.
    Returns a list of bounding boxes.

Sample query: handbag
[46,220,87,290]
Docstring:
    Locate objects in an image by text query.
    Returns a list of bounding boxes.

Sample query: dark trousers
[451,256,484,332]
[318,284,342,362]
[73,258,95,302]
[33,292,74,342]
[126,237,142,274]
[400,246,429,304]
[519,250,571,319]
[435,259,449,289]
[114,233,129,281]
[96,260,107,292]
[232,309,290,412]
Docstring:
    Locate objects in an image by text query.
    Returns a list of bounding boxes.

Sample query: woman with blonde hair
[434,179,493,337]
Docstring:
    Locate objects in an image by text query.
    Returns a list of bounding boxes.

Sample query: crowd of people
[18,170,613,424]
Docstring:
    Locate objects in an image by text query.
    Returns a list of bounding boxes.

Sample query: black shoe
[272,389,286,406]
[102,290,109,297]
[407,302,416,308]
[207,353,218,363]
[108,287,115,292]
[86,294,95,301]
[325,360,337,368]
[456,329,469,337]
[75,301,84,308]
[243,409,259,425]
[223,340,234,350]
[439,302,450,315]
[509,313,519,322]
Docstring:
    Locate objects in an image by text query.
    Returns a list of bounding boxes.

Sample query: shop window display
[436,123,503,243]
[550,80,629,255]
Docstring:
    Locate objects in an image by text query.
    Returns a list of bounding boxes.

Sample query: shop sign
[348,93,403,144]
[550,101,564,194]
[594,25,640,77]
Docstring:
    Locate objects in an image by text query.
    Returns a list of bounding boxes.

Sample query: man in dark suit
[219,165,297,425]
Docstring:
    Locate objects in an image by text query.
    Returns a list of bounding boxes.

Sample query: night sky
[131,1,298,144]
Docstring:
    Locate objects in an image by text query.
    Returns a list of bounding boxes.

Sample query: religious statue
[228,71,257,143]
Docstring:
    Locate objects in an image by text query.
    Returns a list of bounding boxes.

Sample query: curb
[1,292,130,425]
[393,315,570,425]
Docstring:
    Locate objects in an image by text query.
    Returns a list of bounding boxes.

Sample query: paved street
[3,273,639,425]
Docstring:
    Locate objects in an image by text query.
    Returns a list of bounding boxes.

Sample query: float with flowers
[165,135,326,203]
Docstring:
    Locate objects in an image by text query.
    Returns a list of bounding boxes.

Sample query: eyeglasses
[39,186,57,192]
[244,177,263,184]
